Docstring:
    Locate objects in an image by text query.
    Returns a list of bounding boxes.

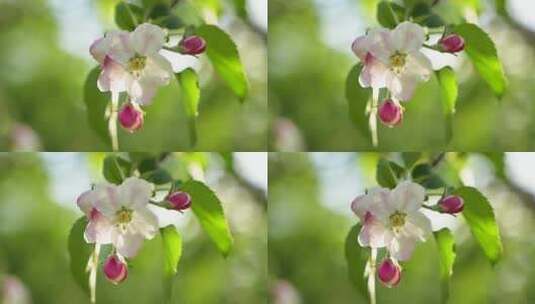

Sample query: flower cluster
[76,176,192,284]
[351,181,464,287]
[90,23,206,133]
[352,21,465,127]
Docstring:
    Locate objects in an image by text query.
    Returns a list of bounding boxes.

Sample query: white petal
[407,51,433,80]
[385,70,420,101]
[388,234,417,261]
[392,22,426,53]
[105,30,135,65]
[113,230,144,258]
[358,213,392,248]
[93,184,121,218]
[368,29,396,64]
[130,208,159,239]
[131,23,166,56]
[97,56,128,93]
[390,181,425,213]
[127,77,159,105]
[359,54,388,89]
[84,214,113,244]
[159,49,200,73]
[351,188,389,221]
[90,37,110,64]
[352,35,370,61]
[76,190,94,215]
[144,53,173,85]
[406,212,432,240]
[118,177,154,210]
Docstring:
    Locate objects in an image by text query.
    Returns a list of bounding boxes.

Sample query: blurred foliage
[269,0,535,151]
[0,0,267,151]
[269,152,535,303]
[0,152,267,303]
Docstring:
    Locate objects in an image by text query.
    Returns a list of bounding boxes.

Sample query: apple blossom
[366,22,433,101]
[351,181,432,261]
[179,36,207,55]
[352,29,389,90]
[439,195,464,214]
[103,255,128,285]
[440,34,465,53]
[77,177,158,258]
[167,191,192,211]
[377,258,401,288]
[118,102,144,133]
[378,99,403,127]
[90,23,173,105]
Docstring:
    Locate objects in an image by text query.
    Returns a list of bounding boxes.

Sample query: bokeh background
[269,152,535,304]
[0,0,267,151]
[0,152,267,304]
[269,0,535,151]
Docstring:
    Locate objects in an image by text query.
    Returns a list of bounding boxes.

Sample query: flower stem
[87,244,101,304]
[369,89,380,148]
[109,92,119,152]
[368,248,377,304]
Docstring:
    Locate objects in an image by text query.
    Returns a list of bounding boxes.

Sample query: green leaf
[68,217,92,295]
[102,155,131,184]
[434,228,456,303]
[401,152,422,169]
[345,224,369,301]
[411,3,444,28]
[411,164,445,189]
[481,152,506,180]
[454,23,507,98]
[377,1,405,28]
[148,2,170,19]
[196,25,248,101]
[157,14,183,29]
[436,67,458,143]
[453,186,503,265]
[176,68,200,146]
[232,0,248,19]
[115,2,144,31]
[84,67,110,146]
[144,168,173,185]
[180,180,233,256]
[346,64,372,140]
[376,159,405,188]
[160,225,183,301]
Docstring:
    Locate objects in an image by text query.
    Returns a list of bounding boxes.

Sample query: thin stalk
[109,92,120,152]
[369,89,380,148]
[87,244,101,304]
[368,248,377,304]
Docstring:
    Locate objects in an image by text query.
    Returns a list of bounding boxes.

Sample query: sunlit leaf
[83,67,110,147]
[454,23,507,98]
[68,217,92,295]
[401,152,422,169]
[453,186,503,265]
[377,1,405,28]
[102,155,131,184]
[434,228,456,303]
[115,2,144,31]
[346,64,372,140]
[376,159,404,188]
[436,67,458,143]
[176,68,200,146]
[196,24,248,101]
[144,168,173,185]
[345,224,369,301]
[180,180,233,256]
[160,225,182,301]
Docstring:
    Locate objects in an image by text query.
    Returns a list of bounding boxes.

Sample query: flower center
[389,51,407,74]
[127,56,147,77]
[389,211,407,230]
[116,207,133,224]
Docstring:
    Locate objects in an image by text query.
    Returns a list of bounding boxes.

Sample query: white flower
[90,23,173,105]
[77,177,158,258]
[351,181,432,261]
[354,22,433,101]
[352,29,389,90]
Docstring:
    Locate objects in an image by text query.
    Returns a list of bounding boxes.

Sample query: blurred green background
[269,0,535,151]
[0,152,267,304]
[0,0,267,151]
[269,152,535,304]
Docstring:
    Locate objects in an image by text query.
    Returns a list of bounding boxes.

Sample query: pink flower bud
[167,191,192,211]
[179,36,206,55]
[378,258,401,288]
[440,34,465,53]
[439,195,464,214]
[118,103,143,133]
[378,100,403,127]
[103,255,128,285]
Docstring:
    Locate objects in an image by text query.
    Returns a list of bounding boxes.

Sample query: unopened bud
[118,103,144,133]
[378,99,403,127]
[439,195,464,214]
[378,258,401,288]
[179,36,206,55]
[440,34,465,53]
[103,255,128,285]
[167,191,192,211]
